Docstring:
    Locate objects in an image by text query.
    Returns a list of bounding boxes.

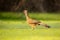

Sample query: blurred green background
[0,12,60,21]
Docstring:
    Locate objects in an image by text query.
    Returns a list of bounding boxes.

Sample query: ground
[0,20,60,40]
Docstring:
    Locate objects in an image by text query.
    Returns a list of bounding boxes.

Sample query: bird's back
[27,18,40,24]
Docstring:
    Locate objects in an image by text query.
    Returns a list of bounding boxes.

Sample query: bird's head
[23,9,28,14]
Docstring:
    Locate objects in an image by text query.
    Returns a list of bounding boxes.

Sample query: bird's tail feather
[38,22,50,28]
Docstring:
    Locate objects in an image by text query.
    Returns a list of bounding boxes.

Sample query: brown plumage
[23,9,50,30]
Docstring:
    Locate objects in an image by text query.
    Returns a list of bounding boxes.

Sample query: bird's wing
[29,19,41,24]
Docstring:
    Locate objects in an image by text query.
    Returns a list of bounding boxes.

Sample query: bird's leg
[30,24,36,30]
[32,27,35,30]
[31,25,36,30]
[38,22,50,28]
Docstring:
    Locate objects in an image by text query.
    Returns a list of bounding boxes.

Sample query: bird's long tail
[38,22,50,28]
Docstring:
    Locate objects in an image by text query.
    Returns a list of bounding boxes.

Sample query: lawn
[0,20,60,40]
[0,12,60,20]
[0,12,60,40]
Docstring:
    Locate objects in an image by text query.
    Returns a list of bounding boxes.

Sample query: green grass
[0,29,60,40]
[0,12,60,20]
[0,12,60,40]
[0,20,60,40]
[0,20,60,29]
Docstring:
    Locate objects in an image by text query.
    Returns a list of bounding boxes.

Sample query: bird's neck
[24,13,30,20]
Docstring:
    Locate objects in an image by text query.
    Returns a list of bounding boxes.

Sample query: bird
[23,9,50,30]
